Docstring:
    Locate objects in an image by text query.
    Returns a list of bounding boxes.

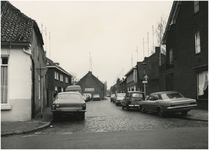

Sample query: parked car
[66,85,82,93]
[110,94,116,102]
[139,91,197,117]
[115,93,126,106]
[93,94,101,101]
[51,92,86,120]
[121,91,145,110]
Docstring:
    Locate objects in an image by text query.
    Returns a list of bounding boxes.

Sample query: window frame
[169,48,173,64]
[194,1,199,14]
[60,74,63,82]
[1,56,11,110]
[195,31,201,54]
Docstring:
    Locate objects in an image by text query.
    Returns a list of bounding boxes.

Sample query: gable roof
[46,57,72,77]
[1,1,44,45]
[162,1,182,44]
[77,71,104,86]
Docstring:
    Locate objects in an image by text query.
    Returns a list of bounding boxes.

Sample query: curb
[1,121,53,137]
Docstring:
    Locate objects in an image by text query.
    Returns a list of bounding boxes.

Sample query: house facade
[46,58,72,106]
[137,47,166,95]
[125,67,138,92]
[162,1,208,109]
[1,1,47,121]
[76,71,104,99]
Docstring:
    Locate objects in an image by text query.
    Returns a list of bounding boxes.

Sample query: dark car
[140,91,197,117]
[93,94,101,101]
[121,91,145,110]
[51,92,86,120]
[115,93,126,106]
[110,94,116,102]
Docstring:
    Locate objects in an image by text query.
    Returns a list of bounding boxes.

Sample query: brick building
[46,58,72,106]
[162,1,208,109]
[137,47,166,96]
[76,71,104,99]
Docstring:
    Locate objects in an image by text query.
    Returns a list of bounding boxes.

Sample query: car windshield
[132,93,144,98]
[117,93,125,97]
[58,93,82,102]
[161,92,184,99]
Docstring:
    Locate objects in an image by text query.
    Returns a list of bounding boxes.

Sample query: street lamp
[142,62,147,97]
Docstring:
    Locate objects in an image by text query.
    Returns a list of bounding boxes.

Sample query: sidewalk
[1,108,208,137]
[1,107,53,136]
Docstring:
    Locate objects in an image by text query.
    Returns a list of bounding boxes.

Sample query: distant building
[125,67,138,91]
[76,71,104,99]
[162,1,208,109]
[46,58,72,106]
[1,1,47,121]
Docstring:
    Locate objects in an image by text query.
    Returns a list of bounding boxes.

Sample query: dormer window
[194,1,199,14]
[195,31,201,54]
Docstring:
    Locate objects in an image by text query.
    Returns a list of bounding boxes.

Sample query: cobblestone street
[39,98,207,135]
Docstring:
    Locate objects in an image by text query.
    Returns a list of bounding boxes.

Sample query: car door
[142,95,153,111]
[149,94,159,112]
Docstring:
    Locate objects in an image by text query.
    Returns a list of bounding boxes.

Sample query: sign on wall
[85,88,95,92]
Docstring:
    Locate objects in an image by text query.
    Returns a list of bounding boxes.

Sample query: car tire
[122,106,124,109]
[53,113,59,120]
[141,106,146,113]
[127,106,129,110]
[158,108,165,117]
[181,111,188,116]
[80,113,85,120]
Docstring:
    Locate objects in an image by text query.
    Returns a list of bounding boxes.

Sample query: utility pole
[152,25,154,54]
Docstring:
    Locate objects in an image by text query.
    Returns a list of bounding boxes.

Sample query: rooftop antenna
[44,27,47,56]
[136,47,138,62]
[89,52,92,72]
[49,32,51,59]
[152,25,154,54]
[143,38,145,58]
[147,32,149,56]
[131,54,133,67]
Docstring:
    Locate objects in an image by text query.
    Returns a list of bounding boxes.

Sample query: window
[60,74,63,82]
[198,71,208,99]
[65,77,68,83]
[1,57,8,104]
[55,71,59,80]
[195,31,201,54]
[169,48,173,64]
[194,1,199,13]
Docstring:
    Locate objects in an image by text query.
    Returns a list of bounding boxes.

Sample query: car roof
[58,91,81,95]
[127,91,144,94]
[150,91,179,95]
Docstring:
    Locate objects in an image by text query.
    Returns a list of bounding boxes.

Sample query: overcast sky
[11,0,173,89]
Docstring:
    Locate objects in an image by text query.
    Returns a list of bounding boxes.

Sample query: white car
[140,91,197,117]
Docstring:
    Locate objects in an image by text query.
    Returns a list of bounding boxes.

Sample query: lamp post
[142,62,147,97]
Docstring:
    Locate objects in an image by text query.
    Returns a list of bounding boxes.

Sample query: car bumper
[128,104,140,107]
[166,104,197,112]
[51,109,86,113]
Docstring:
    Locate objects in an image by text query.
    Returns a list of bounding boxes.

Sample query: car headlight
[52,104,56,110]
[82,103,86,110]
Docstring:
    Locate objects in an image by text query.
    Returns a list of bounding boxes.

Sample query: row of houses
[1,1,73,121]
[110,1,208,109]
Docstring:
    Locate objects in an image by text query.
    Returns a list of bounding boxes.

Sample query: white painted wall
[1,48,32,121]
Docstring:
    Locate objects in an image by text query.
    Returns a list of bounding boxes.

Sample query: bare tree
[155,13,167,55]
[70,72,78,84]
